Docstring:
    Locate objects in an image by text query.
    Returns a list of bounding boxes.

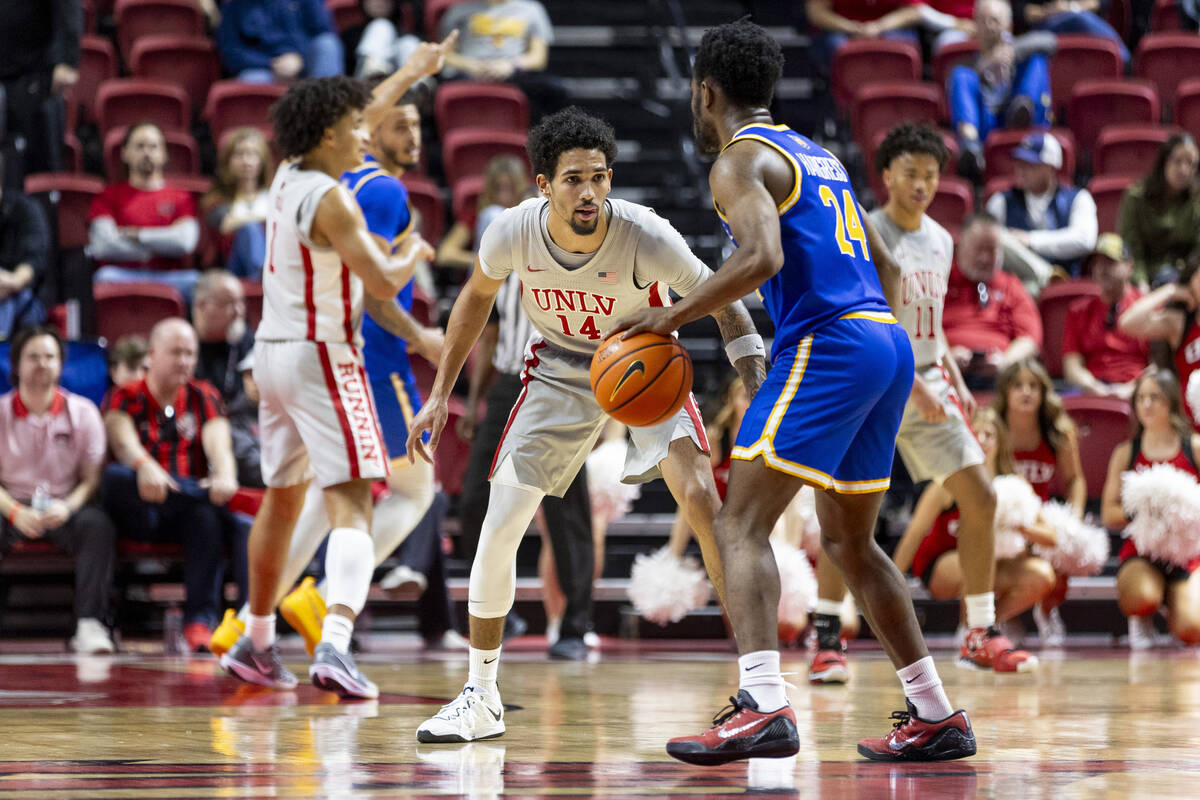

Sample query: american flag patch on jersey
[596,271,618,283]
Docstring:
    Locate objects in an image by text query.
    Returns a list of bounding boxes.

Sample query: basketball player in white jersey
[219,76,416,699]
[405,107,767,743]
[811,122,1035,680]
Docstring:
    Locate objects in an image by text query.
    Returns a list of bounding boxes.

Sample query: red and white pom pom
[586,439,641,527]
[627,548,711,626]
[772,539,817,632]
[1121,464,1200,568]
[993,474,1042,559]
[1188,371,1200,427]
[1033,501,1110,576]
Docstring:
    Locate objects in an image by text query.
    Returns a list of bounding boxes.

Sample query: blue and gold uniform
[341,154,423,462]
[720,124,914,493]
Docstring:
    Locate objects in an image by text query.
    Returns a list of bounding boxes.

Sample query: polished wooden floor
[1,635,1199,798]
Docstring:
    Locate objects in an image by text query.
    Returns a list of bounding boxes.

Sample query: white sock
[468,645,502,693]
[815,598,844,617]
[965,592,996,630]
[897,655,954,720]
[247,613,275,651]
[737,650,788,712]
[321,612,354,654]
[324,527,374,615]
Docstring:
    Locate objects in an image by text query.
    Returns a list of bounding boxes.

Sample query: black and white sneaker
[416,685,505,743]
[310,642,378,699]
[220,636,298,690]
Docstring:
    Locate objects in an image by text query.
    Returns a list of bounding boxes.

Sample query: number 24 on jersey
[819,185,869,260]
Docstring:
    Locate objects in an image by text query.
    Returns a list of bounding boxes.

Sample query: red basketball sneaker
[666,690,800,766]
[958,627,1038,673]
[809,648,850,684]
[857,700,977,762]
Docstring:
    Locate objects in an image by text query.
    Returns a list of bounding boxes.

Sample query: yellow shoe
[209,608,245,658]
[280,576,326,657]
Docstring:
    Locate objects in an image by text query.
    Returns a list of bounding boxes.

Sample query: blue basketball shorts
[367,364,424,462]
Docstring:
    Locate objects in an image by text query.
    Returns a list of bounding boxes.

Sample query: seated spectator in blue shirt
[216,0,344,84]
[1016,0,1129,64]
[0,154,48,338]
[949,0,1053,177]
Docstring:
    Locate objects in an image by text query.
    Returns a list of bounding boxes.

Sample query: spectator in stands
[0,326,115,654]
[436,154,531,271]
[1101,366,1200,649]
[107,335,148,390]
[1016,0,1129,64]
[949,0,1053,177]
[191,271,261,488]
[438,0,565,120]
[943,214,1043,388]
[1117,133,1200,289]
[0,154,49,339]
[1062,234,1149,399]
[88,123,201,304]
[216,0,344,84]
[986,131,1098,278]
[351,0,422,78]
[102,317,243,652]
[202,129,272,281]
[0,1,79,183]
[805,0,920,69]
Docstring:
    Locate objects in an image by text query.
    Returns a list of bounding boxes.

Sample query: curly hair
[693,19,783,109]
[527,106,618,179]
[992,358,1075,454]
[875,122,949,174]
[270,76,371,159]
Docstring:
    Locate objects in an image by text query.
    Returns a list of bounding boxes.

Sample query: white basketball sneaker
[416,685,505,743]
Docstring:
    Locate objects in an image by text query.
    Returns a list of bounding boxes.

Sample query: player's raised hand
[406,400,448,465]
[406,30,459,78]
[605,306,678,341]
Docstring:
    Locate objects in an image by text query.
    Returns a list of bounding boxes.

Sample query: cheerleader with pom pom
[1100,367,1200,649]
[994,359,1087,645]
[893,408,1053,671]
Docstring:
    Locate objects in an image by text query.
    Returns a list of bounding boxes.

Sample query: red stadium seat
[400,174,446,245]
[95,79,190,136]
[83,0,97,32]
[62,133,84,173]
[1151,0,1184,30]
[76,35,118,125]
[831,40,921,111]
[850,82,943,151]
[327,0,366,32]
[241,279,263,331]
[23,173,106,249]
[451,174,485,229]
[1058,395,1133,500]
[983,127,1077,184]
[864,126,960,202]
[94,282,187,344]
[1038,279,1102,378]
[425,0,471,38]
[1050,36,1125,121]
[1087,174,1135,234]
[103,127,200,180]
[1134,33,1200,117]
[931,39,979,89]
[435,81,530,138]
[441,128,529,186]
[129,35,221,115]
[1093,124,1177,177]
[926,176,974,238]
[203,81,287,145]
[1067,79,1160,152]
[114,0,206,64]
[1178,77,1200,140]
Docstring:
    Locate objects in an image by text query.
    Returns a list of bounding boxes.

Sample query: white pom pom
[1121,464,1200,568]
[772,540,817,628]
[992,475,1042,559]
[627,548,711,626]
[586,439,641,526]
[1033,501,1110,576]
[1187,372,1200,426]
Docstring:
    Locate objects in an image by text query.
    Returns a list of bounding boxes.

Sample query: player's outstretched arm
[364,31,458,133]
[363,294,445,364]
[314,185,410,300]
[405,259,504,463]
[859,206,902,312]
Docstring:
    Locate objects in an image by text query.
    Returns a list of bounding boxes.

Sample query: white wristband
[725,334,765,363]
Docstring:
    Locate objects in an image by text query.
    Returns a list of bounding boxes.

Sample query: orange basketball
[590,332,692,427]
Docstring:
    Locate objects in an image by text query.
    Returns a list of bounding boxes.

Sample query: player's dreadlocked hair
[270,76,371,159]
[693,19,783,109]
[874,122,950,174]
[527,106,618,179]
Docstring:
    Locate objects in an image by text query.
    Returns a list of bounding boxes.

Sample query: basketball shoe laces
[887,707,914,731]
[711,674,800,727]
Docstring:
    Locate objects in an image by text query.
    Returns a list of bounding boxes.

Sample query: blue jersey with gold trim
[717,124,891,360]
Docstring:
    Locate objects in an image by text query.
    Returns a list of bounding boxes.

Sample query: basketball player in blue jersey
[611,20,977,764]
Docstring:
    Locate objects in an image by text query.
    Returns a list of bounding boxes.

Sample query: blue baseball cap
[1011,132,1063,170]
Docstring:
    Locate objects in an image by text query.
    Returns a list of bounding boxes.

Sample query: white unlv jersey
[868,208,954,367]
[257,162,364,346]
[477,198,710,356]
